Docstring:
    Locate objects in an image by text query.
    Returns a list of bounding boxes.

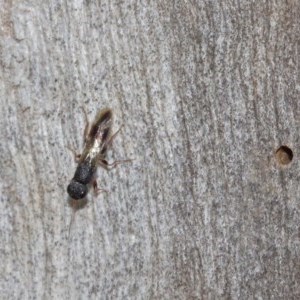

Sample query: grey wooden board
[1,1,299,299]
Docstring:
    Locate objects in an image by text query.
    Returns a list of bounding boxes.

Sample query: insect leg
[98,158,133,170]
[91,178,108,195]
[81,106,90,142]
[105,124,124,148]
[66,145,81,162]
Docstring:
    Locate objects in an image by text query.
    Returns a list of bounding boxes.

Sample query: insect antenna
[67,198,88,241]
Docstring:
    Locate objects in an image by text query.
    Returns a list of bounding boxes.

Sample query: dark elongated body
[67,108,112,200]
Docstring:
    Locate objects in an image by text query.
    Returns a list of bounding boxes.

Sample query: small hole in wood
[275,146,293,165]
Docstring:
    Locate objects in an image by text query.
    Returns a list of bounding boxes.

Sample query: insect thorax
[73,162,94,184]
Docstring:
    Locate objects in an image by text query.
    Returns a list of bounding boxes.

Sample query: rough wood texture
[1,1,299,299]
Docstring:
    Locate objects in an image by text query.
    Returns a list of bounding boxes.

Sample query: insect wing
[89,108,112,142]
[78,108,113,166]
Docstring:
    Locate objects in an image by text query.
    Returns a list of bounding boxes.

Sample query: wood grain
[0,1,299,299]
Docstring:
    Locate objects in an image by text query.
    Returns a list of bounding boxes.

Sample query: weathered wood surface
[1,1,299,299]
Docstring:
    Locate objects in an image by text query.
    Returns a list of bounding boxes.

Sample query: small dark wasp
[67,108,129,200]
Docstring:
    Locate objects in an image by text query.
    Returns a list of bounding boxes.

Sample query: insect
[67,107,128,200]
